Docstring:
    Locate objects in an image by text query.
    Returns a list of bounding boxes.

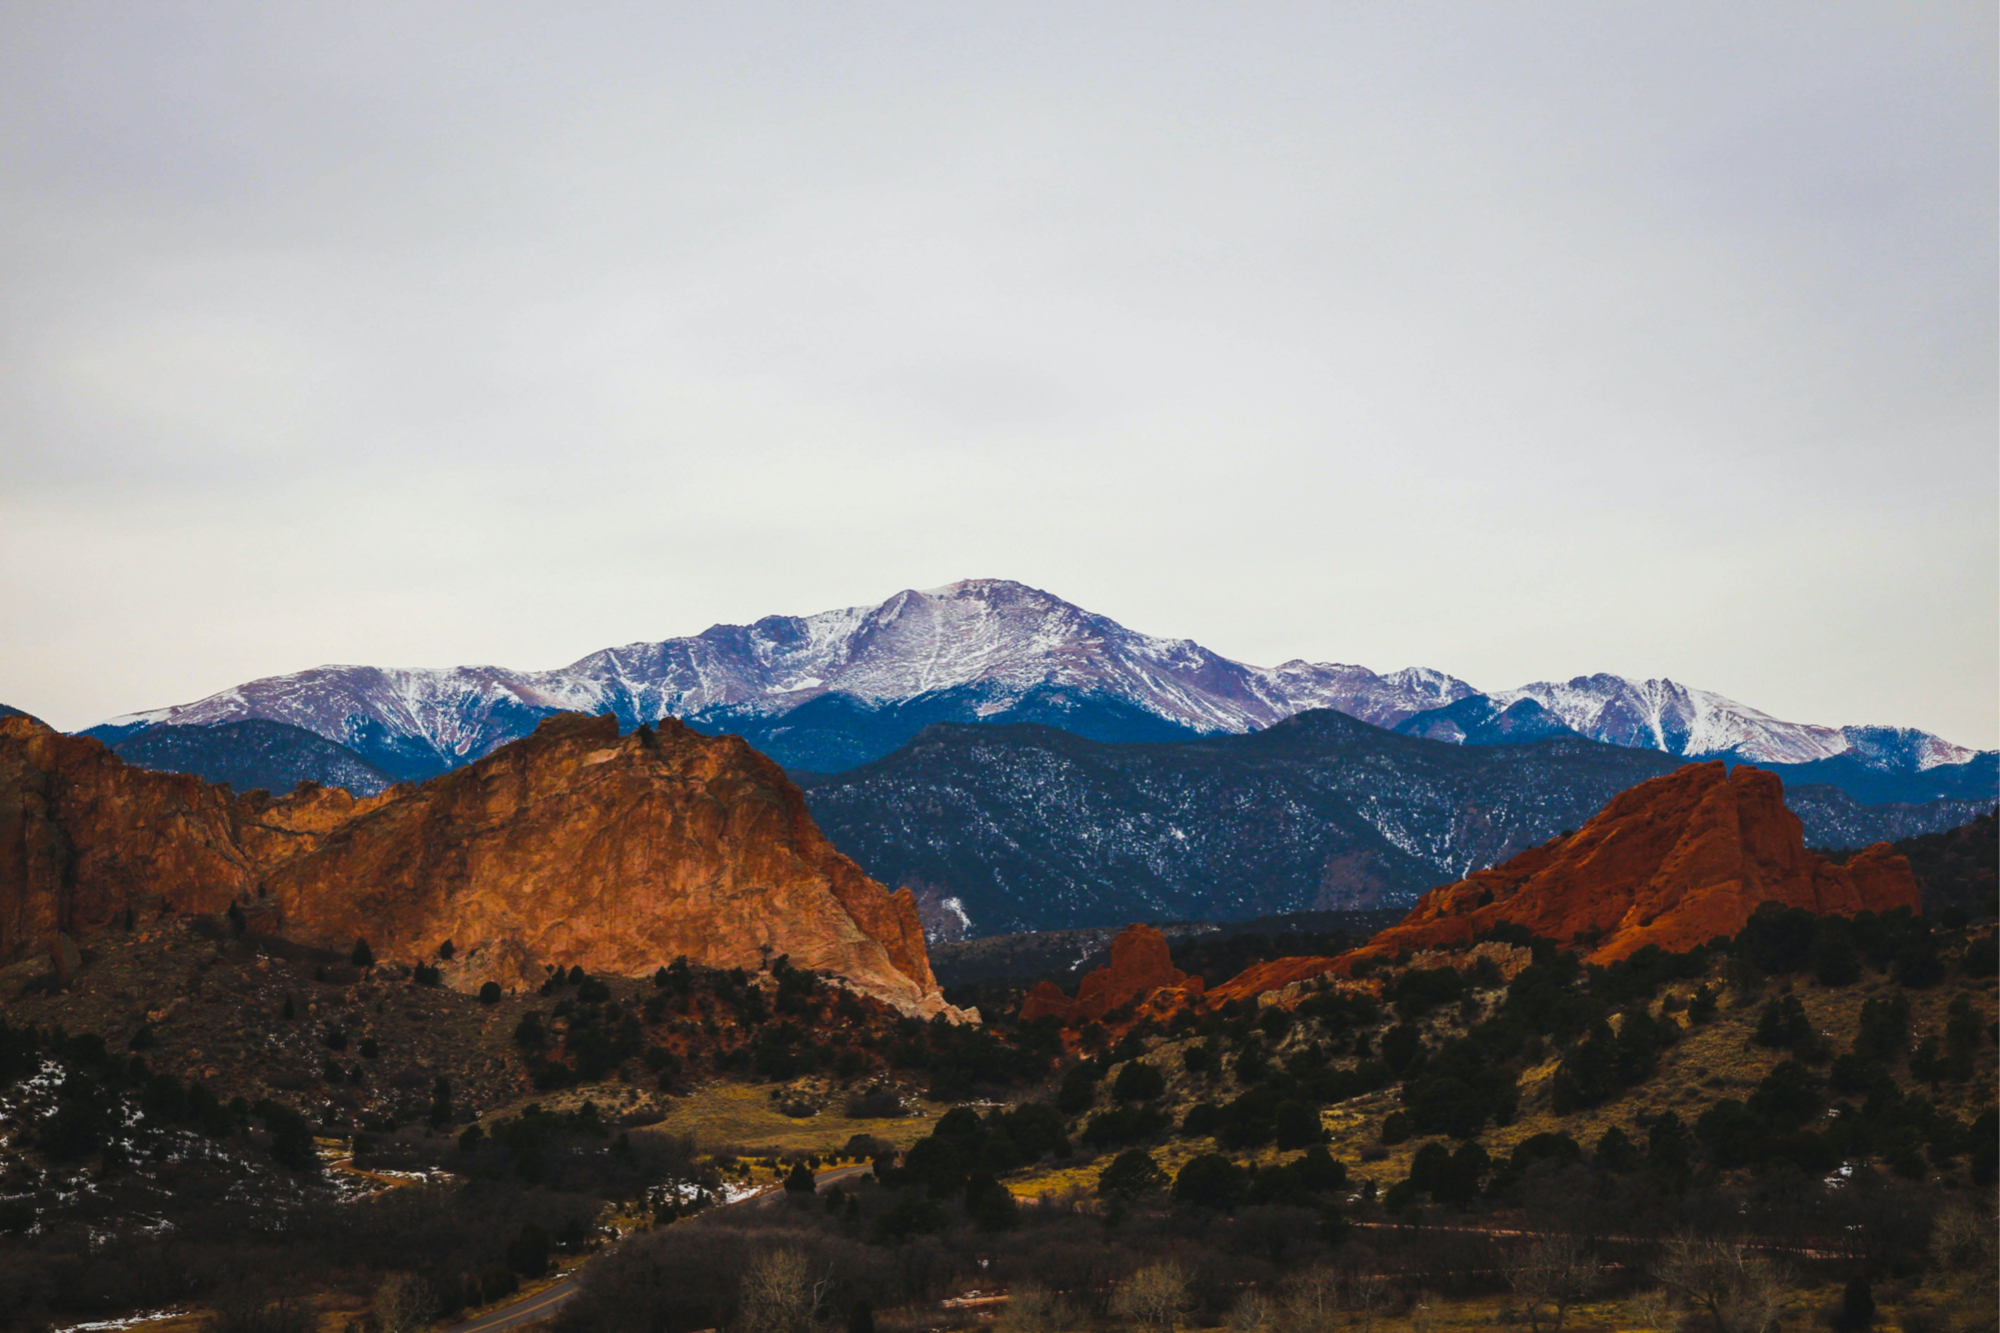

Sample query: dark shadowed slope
[798,712,1686,935]
[799,711,1991,938]
[112,719,398,796]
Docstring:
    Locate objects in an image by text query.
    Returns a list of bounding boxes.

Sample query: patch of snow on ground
[53,1312,191,1333]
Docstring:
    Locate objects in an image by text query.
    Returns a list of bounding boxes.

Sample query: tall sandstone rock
[1338,761,1922,971]
[0,712,956,1017]
[1018,923,1202,1026]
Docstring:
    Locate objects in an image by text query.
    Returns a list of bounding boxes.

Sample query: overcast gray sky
[2,2,1993,745]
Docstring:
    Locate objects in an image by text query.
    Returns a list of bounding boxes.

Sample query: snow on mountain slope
[1479,677,1982,769]
[82,579,1985,782]
[1248,662,1475,727]
[85,580,1475,778]
[1487,675,1848,765]
[1837,726,1978,772]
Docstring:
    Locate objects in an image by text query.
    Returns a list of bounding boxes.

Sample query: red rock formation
[0,718,369,959]
[1206,955,1342,1005]
[0,713,958,1017]
[1017,923,1201,1025]
[1337,761,1921,970]
[1017,980,1072,1025]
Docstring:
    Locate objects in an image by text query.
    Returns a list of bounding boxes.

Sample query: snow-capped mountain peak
[1837,725,1978,773]
[80,579,1985,784]
[1487,674,1846,766]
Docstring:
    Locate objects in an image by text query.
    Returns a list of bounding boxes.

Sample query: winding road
[441,1163,873,1333]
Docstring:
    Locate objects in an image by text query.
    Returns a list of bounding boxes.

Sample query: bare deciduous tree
[371,1275,437,1333]
[209,1284,315,1333]
[996,1284,1079,1333]
[738,1249,831,1333]
[1627,1287,1677,1333]
[1927,1203,1996,1274]
[1224,1288,1273,1331]
[1653,1235,1790,1333]
[1277,1265,1341,1333]
[1504,1234,1600,1333]
[1110,1262,1190,1333]
[1344,1264,1390,1333]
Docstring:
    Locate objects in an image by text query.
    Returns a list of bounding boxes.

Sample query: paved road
[441,1163,873,1333]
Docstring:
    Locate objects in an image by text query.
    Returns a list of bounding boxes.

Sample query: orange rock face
[1206,955,1343,1005]
[0,713,958,1017]
[1017,923,1201,1025]
[1338,761,1922,970]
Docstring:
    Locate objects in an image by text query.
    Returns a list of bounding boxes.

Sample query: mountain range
[66,580,1990,801]
[794,711,1989,937]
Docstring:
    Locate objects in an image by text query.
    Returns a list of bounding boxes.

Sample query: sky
[1,3,1994,746]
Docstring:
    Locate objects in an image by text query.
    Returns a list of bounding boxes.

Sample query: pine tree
[1839,1275,1875,1332]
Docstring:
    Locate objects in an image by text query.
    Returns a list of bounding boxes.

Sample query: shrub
[1813,929,1863,987]
[1593,1126,1642,1173]
[1853,994,1910,1062]
[840,1088,904,1112]
[1892,940,1945,989]
[1097,1148,1168,1198]
[1112,1059,1166,1103]
[1078,1104,1168,1150]
[1746,1061,1822,1132]
[506,1223,551,1277]
[1172,1152,1247,1211]
[1647,1111,1693,1175]
[1406,1140,1488,1205]
[479,981,503,1005]
[966,1172,1020,1231]
[1273,1099,1326,1150]
[1055,1063,1099,1115]
[1381,1023,1424,1072]
[1734,903,1818,976]
[254,1099,318,1172]
[1962,939,1998,979]
[1694,1100,1766,1169]
[1753,994,1813,1052]
[1835,1274,1874,1333]
[1391,966,1467,1018]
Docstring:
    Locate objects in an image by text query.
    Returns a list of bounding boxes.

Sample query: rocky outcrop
[1206,955,1345,1005]
[0,717,359,960]
[1018,923,1201,1025]
[1338,762,1922,969]
[1210,940,1535,1009]
[0,713,958,1017]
